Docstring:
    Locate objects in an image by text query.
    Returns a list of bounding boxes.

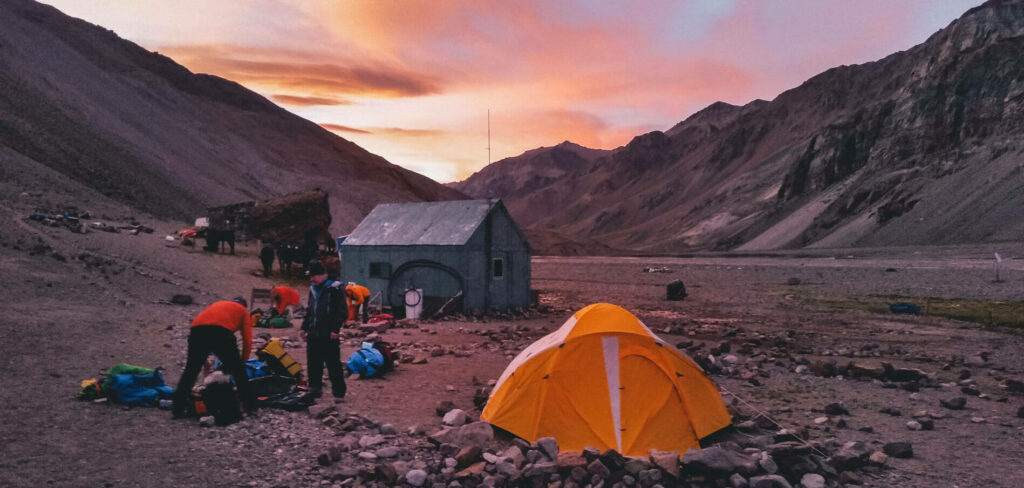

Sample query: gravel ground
[1,189,1023,487]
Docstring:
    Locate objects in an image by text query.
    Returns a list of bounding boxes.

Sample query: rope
[718,385,830,459]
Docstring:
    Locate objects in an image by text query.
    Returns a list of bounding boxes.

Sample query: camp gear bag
[347,343,385,378]
[259,388,313,411]
[106,369,174,406]
[202,382,241,426]
[257,338,302,378]
[372,341,396,373]
[249,374,297,397]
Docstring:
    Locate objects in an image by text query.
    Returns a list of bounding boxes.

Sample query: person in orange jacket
[345,283,371,324]
[171,297,256,418]
[270,285,300,316]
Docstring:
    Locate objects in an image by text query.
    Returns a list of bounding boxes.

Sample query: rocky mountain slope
[0,0,464,235]
[456,0,1024,254]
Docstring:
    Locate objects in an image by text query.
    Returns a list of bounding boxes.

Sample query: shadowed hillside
[456,0,1024,254]
[0,0,464,234]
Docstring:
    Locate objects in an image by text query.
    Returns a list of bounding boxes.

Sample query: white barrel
[404,288,423,320]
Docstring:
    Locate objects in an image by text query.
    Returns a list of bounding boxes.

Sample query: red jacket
[191,301,253,360]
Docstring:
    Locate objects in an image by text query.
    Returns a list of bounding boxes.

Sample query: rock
[868,451,889,466]
[799,473,825,488]
[1003,378,1024,393]
[648,449,680,479]
[1018,406,1024,419]
[940,397,966,410]
[906,420,922,430]
[757,453,778,475]
[849,362,886,379]
[569,466,587,482]
[170,294,193,305]
[536,437,559,460]
[380,423,397,435]
[787,277,801,286]
[308,404,337,420]
[443,409,469,427]
[813,416,829,425]
[749,474,792,488]
[406,469,429,487]
[375,463,398,484]
[599,449,627,472]
[495,461,519,479]
[455,462,486,479]
[557,451,588,470]
[582,446,601,461]
[883,442,913,458]
[831,441,873,470]
[198,416,215,427]
[317,453,332,466]
[824,402,850,415]
[964,355,987,367]
[624,458,652,475]
[359,435,386,448]
[455,445,481,468]
[436,400,456,416]
[839,470,862,485]
[522,461,558,478]
[377,447,401,459]
[327,446,343,461]
[502,446,526,468]
[729,473,749,488]
[586,459,611,478]
[919,419,935,430]
[682,446,758,476]
[428,422,494,449]
[887,367,928,382]
[358,451,378,461]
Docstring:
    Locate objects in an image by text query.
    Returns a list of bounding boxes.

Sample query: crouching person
[301,262,346,402]
[172,297,256,418]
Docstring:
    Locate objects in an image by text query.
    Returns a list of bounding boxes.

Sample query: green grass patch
[801,294,1024,330]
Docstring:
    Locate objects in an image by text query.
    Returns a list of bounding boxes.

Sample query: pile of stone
[309,400,889,488]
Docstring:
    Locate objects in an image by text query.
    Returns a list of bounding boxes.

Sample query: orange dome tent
[480,303,731,456]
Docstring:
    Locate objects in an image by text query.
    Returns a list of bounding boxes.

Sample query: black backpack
[202,382,241,426]
[372,341,396,373]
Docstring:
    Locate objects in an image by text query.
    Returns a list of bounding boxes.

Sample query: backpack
[202,382,241,426]
[372,341,396,373]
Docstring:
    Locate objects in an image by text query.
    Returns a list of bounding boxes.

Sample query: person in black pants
[300,262,346,401]
[171,297,256,418]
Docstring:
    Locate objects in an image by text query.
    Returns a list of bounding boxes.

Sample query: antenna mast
[487,109,491,165]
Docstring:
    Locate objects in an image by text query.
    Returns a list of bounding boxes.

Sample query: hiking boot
[333,396,345,404]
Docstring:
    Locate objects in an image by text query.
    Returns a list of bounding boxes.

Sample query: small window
[369,262,391,278]
[492,258,504,279]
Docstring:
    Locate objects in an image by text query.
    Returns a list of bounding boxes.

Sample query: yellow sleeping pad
[258,338,302,378]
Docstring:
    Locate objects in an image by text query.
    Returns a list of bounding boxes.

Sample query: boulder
[556,451,588,470]
[443,409,469,427]
[800,473,825,488]
[883,442,913,459]
[536,437,559,460]
[682,446,758,476]
[405,469,428,487]
[831,441,873,470]
[455,446,481,468]
[749,474,792,488]
[940,397,966,410]
[648,449,680,479]
[429,422,494,449]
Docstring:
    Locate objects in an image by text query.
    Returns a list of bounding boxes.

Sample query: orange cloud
[320,123,372,134]
[161,44,445,98]
[272,94,351,106]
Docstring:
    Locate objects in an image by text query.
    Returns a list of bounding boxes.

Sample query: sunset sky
[44,0,982,183]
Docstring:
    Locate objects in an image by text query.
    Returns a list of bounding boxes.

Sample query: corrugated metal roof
[342,200,498,246]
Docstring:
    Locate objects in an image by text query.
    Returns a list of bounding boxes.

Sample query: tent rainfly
[481,303,731,456]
